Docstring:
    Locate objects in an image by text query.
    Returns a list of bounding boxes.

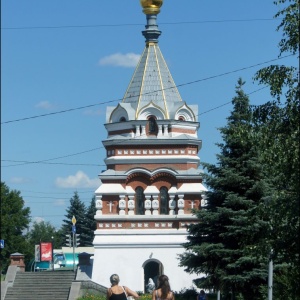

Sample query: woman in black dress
[107,274,139,300]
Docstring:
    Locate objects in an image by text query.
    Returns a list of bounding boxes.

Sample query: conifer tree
[84,196,97,246]
[61,191,90,247]
[180,79,270,299]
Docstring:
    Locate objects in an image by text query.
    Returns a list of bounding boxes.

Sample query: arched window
[159,187,169,215]
[178,116,185,121]
[135,187,145,215]
[148,116,157,134]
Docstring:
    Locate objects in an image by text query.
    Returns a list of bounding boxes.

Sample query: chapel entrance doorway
[143,260,163,293]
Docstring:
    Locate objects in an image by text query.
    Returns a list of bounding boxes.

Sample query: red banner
[40,242,53,261]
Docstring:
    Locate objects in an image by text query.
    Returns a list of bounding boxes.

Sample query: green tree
[61,191,90,246]
[85,196,97,246]
[179,79,270,300]
[0,182,32,272]
[253,0,299,297]
[27,220,63,249]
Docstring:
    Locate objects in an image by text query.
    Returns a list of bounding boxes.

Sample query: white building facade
[92,0,207,292]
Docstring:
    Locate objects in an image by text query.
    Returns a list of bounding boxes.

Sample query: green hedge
[77,291,217,300]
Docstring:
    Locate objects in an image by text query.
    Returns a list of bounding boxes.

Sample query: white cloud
[55,171,100,188]
[54,199,66,206]
[98,52,140,68]
[10,177,30,184]
[35,101,54,110]
[33,217,45,224]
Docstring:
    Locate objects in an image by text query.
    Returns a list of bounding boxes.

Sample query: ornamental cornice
[103,138,202,147]
[104,156,201,165]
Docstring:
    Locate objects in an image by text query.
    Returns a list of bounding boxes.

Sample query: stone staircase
[4,270,75,300]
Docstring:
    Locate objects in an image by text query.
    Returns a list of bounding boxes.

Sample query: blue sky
[1,0,297,229]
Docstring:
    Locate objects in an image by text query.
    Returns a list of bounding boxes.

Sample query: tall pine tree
[180,79,270,300]
[61,191,90,247]
[85,196,97,246]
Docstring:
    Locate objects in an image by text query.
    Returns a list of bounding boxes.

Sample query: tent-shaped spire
[122,0,183,119]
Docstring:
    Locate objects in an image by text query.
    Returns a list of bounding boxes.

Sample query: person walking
[197,290,208,300]
[152,275,175,300]
[107,274,139,300]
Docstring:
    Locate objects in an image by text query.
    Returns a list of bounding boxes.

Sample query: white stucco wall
[92,229,198,292]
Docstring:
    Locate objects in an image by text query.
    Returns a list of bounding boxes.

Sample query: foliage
[76,292,217,300]
[274,0,299,55]
[180,1,299,298]
[174,287,198,300]
[174,288,218,300]
[0,182,32,272]
[253,0,299,298]
[138,294,152,300]
[76,294,154,300]
[77,294,106,300]
[61,191,90,246]
[85,196,97,246]
[254,0,298,104]
[27,220,63,248]
[180,79,270,299]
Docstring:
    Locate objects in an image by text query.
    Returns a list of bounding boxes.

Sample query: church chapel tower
[92,0,207,291]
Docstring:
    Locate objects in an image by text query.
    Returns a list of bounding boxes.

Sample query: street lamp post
[268,249,273,300]
[71,216,77,272]
[265,197,274,300]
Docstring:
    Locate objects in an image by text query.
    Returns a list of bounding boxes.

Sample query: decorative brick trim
[98,220,178,229]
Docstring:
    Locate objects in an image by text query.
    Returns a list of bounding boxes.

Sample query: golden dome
[140,0,163,15]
